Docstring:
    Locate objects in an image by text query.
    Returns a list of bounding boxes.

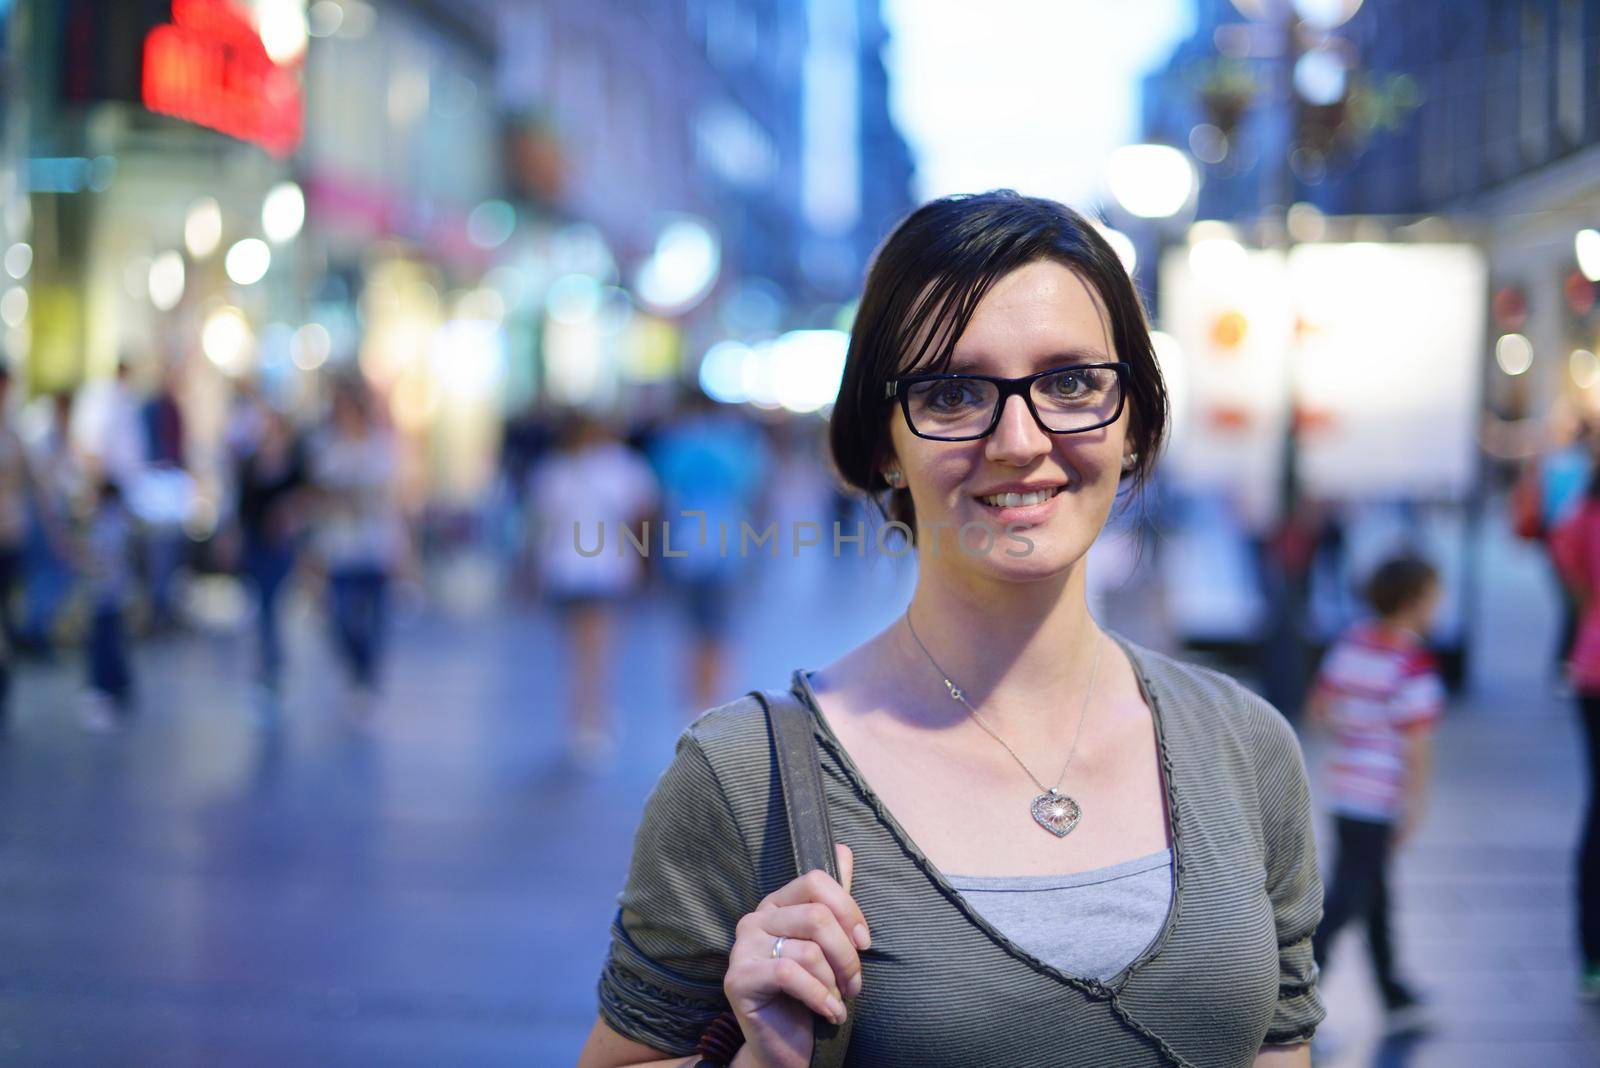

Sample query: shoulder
[680,692,779,810]
[685,692,770,753]
[673,691,803,894]
[1120,636,1307,789]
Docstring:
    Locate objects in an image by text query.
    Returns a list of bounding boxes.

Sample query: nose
[984,394,1052,466]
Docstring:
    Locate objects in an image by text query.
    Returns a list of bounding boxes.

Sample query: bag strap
[750,686,856,1068]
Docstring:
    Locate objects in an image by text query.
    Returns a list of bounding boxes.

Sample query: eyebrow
[944,348,1110,374]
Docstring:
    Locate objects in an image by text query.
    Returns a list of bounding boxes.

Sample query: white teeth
[980,487,1059,508]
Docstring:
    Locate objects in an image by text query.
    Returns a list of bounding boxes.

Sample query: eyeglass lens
[904,366,1121,438]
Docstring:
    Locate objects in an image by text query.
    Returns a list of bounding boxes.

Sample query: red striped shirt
[1311,621,1444,821]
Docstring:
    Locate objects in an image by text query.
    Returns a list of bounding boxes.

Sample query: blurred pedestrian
[1308,554,1445,1030]
[78,477,137,731]
[1513,416,1596,672]
[20,391,82,656]
[0,365,34,719]
[1257,497,1336,721]
[646,388,770,711]
[75,359,148,492]
[234,399,307,699]
[498,399,557,599]
[1546,467,1600,999]
[310,382,405,707]
[138,362,191,631]
[528,412,657,769]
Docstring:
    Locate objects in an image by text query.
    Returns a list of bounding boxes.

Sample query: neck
[898,556,1104,736]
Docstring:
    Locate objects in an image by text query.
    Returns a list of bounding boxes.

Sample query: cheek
[1054,433,1125,483]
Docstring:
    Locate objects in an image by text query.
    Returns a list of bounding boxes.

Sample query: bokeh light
[184,197,223,259]
[467,200,517,249]
[225,239,272,286]
[1106,144,1196,220]
[1578,229,1600,283]
[262,182,306,244]
[3,242,31,279]
[147,250,186,311]
[202,306,254,375]
[1495,333,1533,376]
[634,216,721,315]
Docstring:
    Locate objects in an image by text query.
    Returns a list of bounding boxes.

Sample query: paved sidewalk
[0,528,1595,1065]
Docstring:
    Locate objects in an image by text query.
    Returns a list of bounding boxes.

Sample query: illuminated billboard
[1159,240,1487,507]
[55,0,303,157]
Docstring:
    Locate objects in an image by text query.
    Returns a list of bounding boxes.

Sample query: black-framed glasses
[884,362,1129,442]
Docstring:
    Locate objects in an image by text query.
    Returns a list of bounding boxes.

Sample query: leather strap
[751,686,856,1068]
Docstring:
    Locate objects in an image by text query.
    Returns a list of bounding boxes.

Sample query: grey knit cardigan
[597,630,1326,1067]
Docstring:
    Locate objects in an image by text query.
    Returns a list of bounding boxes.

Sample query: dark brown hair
[1362,555,1439,618]
[828,190,1168,537]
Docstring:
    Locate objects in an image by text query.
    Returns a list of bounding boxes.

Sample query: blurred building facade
[493,0,912,314]
[0,0,913,510]
[1141,0,1600,428]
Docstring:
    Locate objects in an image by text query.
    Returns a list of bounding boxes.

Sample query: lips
[966,482,1068,524]
[976,486,1063,508]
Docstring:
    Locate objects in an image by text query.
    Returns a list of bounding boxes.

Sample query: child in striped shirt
[1308,554,1445,1032]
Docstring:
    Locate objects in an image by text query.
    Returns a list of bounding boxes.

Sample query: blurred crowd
[0,356,842,754]
[0,360,409,728]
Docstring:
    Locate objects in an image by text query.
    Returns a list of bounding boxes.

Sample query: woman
[578,192,1324,1067]
[234,400,308,697]
[527,413,659,768]
[310,382,405,704]
[1547,468,1600,999]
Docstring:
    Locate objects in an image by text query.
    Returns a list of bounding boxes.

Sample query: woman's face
[885,259,1130,584]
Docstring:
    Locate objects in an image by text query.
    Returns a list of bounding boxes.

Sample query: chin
[985,531,1089,582]
[931,520,1093,584]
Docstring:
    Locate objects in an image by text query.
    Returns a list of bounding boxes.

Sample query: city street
[1,526,1598,1066]
[3,0,1596,1065]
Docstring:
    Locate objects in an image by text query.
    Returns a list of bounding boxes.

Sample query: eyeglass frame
[883,361,1131,442]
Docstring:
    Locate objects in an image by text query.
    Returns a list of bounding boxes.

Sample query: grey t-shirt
[946,848,1175,983]
[598,631,1326,1065]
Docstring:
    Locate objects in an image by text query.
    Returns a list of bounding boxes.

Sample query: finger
[761,903,861,997]
[726,943,845,1026]
[770,955,848,1026]
[836,842,854,895]
[760,869,871,951]
[759,934,839,1002]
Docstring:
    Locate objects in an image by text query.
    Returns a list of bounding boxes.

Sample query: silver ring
[771,936,787,960]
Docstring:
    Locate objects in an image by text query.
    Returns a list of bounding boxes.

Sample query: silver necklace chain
[902,610,1104,798]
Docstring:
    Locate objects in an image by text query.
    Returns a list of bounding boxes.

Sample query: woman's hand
[723,843,869,1068]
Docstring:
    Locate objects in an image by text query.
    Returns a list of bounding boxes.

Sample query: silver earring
[885,468,904,487]
[1121,452,1138,471]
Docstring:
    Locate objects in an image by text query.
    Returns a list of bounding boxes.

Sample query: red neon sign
[142,0,303,157]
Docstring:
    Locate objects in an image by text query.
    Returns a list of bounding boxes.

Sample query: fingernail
[848,973,863,998]
[825,995,847,1023]
[853,924,871,950]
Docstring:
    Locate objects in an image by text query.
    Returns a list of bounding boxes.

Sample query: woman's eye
[1041,371,1107,402]
[930,384,977,409]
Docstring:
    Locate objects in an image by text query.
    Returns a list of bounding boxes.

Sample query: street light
[1227,0,1364,29]
[1105,144,1197,220]
[633,215,720,316]
[261,182,305,244]
[1578,228,1600,282]
[1290,0,1365,29]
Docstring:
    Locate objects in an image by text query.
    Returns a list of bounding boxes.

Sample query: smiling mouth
[976,486,1063,508]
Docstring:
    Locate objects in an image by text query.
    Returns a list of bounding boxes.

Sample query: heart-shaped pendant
[1031,789,1081,838]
